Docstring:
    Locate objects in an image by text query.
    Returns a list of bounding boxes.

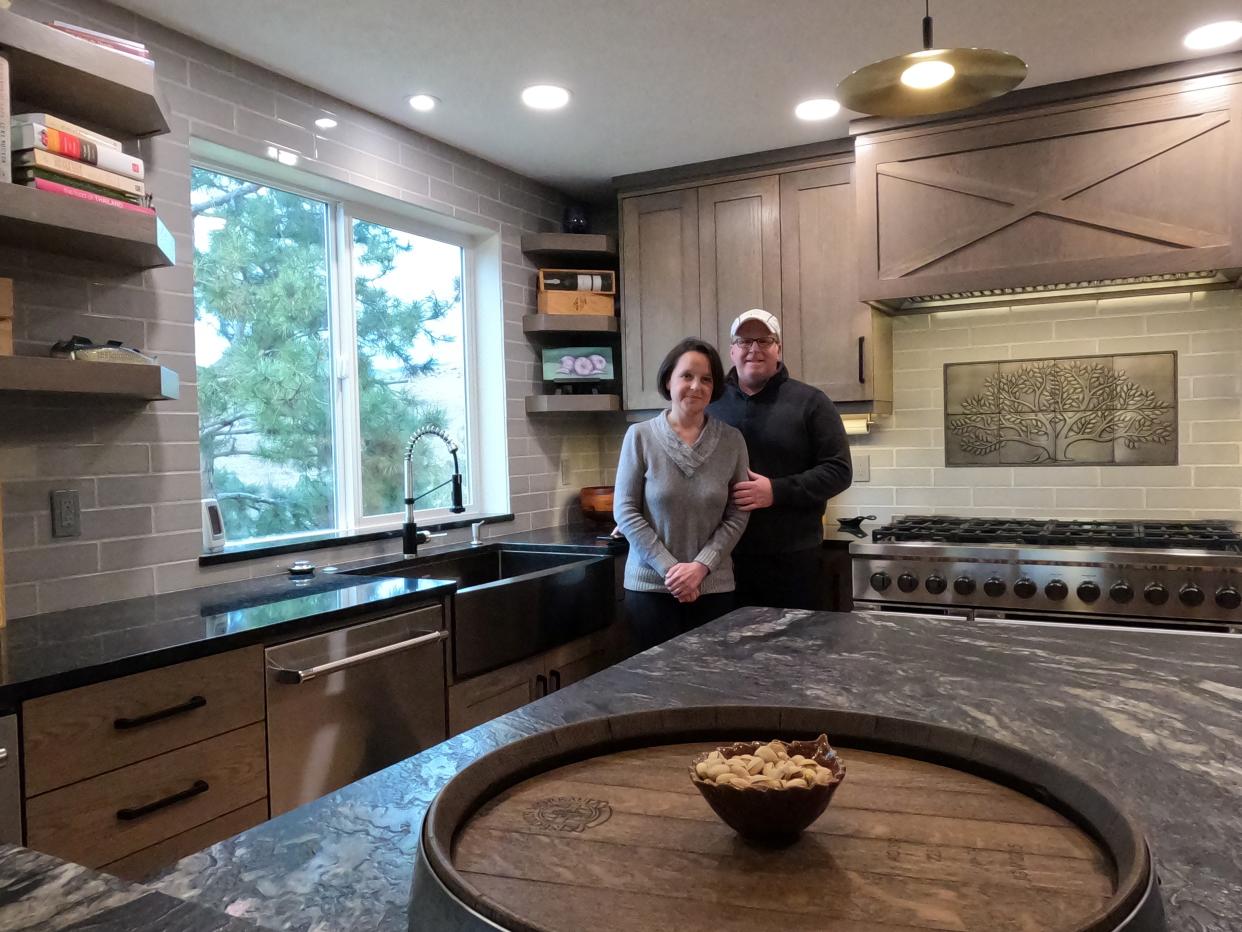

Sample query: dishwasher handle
[272,629,447,685]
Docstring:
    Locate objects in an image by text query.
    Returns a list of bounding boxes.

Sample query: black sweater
[708,365,853,554]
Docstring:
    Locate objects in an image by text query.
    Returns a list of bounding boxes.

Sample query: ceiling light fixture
[794,98,841,121]
[521,84,571,110]
[1184,20,1242,50]
[836,0,1026,117]
[408,94,439,112]
[314,116,338,130]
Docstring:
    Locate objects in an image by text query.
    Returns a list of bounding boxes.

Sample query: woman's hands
[665,561,709,603]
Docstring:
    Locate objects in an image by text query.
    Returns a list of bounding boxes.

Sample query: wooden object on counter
[0,278,13,356]
[420,706,1160,932]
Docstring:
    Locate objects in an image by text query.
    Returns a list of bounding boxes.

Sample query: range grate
[871,515,1242,551]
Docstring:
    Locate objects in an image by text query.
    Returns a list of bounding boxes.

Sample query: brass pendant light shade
[836,2,1027,118]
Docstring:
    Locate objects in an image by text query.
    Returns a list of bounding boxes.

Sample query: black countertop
[0,526,623,704]
[154,608,1242,932]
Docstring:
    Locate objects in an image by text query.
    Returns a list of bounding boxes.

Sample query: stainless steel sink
[345,547,614,678]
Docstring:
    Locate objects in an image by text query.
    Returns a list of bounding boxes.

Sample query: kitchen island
[152,607,1242,932]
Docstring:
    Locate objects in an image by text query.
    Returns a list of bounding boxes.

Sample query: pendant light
[836,0,1027,118]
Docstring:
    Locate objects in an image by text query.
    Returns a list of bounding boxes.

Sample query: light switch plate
[51,489,81,538]
[854,455,870,483]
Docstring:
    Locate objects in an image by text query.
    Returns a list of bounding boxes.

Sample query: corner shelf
[0,183,175,268]
[525,394,620,414]
[520,233,617,264]
[522,314,619,337]
[0,356,180,400]
[0,8,170,137]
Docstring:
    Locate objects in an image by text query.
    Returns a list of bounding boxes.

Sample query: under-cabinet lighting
[897,271,1231,311]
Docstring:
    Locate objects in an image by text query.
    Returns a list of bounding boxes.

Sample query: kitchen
[1,0,1241,929]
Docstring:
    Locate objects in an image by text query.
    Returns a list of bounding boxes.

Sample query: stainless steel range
[852,516,1242,632]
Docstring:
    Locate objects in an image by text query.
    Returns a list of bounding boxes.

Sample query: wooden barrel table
[410,707,1165,932]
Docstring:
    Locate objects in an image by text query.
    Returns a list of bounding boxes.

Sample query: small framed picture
[541,346,614,381]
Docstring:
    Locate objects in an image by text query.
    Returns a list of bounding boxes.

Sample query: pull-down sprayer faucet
[403,427,465,557]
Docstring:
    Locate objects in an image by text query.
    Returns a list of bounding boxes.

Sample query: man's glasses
[731,336,779,350]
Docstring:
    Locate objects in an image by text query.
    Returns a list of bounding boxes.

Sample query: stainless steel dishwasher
[265,604,447,816]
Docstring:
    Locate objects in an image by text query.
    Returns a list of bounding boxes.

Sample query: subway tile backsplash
[0,0,626,618]
[828,289,1242,526]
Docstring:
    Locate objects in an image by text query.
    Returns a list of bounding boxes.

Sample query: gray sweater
[614,412,750,594]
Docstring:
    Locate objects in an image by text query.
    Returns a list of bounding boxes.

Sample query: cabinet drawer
[26,722,267,869]
[102,798,268,882]
[24,645,264,795]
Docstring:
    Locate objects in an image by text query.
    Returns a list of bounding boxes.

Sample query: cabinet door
[447,654,543,737]
[698,175,781,355]
[780,165,891,404]
[855,77,1242,304]
[621,189,701,409]
[544,625,619,692]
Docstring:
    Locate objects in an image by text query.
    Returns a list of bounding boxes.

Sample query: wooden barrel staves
[410,707,1166,932]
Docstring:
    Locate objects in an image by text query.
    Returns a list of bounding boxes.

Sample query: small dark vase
[561,205,590,234]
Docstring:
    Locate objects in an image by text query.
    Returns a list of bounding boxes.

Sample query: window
[192,165,477,546]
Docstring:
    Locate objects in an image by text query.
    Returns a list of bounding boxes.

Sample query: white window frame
[190,148,500,543]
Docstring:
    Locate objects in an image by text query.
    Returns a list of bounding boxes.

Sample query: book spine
[16,167,141,203]
[12,123,145,179]
[27,176,154,215]
[15,150,144,197]
[13,113,122,151]
[0,53,10,184]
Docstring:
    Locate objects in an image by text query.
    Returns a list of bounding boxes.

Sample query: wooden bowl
[689,735,846,846]
[579,485,614,523]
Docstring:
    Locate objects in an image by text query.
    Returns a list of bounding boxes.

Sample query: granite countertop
[0,526,622,704]
[155,608,1242,932]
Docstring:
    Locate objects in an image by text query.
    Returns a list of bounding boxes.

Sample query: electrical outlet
[854,455,870,483]
[51,489,81,538]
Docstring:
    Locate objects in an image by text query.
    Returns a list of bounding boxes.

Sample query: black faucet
[403,427,466,557]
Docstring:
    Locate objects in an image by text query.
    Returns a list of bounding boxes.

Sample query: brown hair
[656,338,726,402]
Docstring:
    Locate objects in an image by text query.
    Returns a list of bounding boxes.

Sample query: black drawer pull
[116,779,209,821]
[858,336,866,384]
[114,695,207,730]
[549,669,561,691]
[534,674,547,698]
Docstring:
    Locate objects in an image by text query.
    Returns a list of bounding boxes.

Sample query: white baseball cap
[729,308,781,341]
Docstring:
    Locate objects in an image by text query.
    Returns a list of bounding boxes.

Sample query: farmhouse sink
[345,547,614,678]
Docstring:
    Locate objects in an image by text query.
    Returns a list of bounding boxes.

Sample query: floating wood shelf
[0,184,175,268]
[524,394,620,414]
[520,233,617,262]
[0,8,170,137]
[0,356,180,400]
[522,314,620,336]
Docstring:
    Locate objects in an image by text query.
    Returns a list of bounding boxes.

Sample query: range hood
[874,270,1240,313]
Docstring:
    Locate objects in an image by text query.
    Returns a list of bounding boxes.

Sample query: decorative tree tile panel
[944,352,1177,466]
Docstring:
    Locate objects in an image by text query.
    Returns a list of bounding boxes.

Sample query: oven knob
[869,571,891,592]
[1045,579,1069,601]
[1013,578,1037,599]
[954,576,976,596]
[1110,581,1134,604]
[1216,586,1241,610]
[1076,581,1101,603]
[1144,583,1169,606]
[925,574,947,594]
[1178,584,1205,608]
[897,573,919,593]
[983,577,1006,597]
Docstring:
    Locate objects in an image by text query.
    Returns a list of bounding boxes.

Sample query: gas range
[852,516,1242,631]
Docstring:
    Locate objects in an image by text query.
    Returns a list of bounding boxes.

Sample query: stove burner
[871,516,1242,552]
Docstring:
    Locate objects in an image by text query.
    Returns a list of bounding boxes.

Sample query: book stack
[9,113,152,215]
[47,21,154,66]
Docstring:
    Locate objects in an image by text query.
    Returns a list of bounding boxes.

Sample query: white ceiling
[111,0,1242,197]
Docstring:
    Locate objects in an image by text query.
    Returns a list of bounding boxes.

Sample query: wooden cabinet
[621,189,701,409]
[447,624,621,736]
[698,176,782,354]
[854,73,1242,307]
[22,645,268,878]
[779,165,891,405]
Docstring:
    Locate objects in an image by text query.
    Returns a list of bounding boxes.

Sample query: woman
[614,337,750,651]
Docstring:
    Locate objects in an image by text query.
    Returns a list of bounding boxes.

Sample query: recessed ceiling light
[408,94,439,112]
[521,84,571,110]
[794,98,841,121]
[900,59,956,89]
[1184,20,1242,50]
[314,116,337,130]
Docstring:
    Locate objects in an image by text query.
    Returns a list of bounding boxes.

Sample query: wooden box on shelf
[537,268,616,316]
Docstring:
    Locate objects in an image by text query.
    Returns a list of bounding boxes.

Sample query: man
[708,309,853,610]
